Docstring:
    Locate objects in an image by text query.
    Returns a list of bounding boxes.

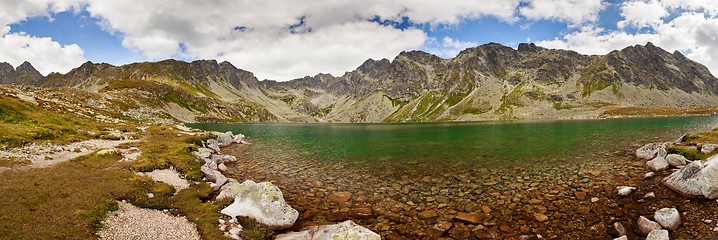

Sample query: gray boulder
[637,143,663,160]
[647,155,669,172]
[206,139,221,152]
[193,147,212,159]
[216,131,235,147]
[637,216,663,236]
[654,208,680,230]
[220,180,299,229]
[201,165,223,183]
[663,155,718,199]
[665,154,688,167]
[702,144,718,154]
[646,229,669,240]
[274,220,380,240]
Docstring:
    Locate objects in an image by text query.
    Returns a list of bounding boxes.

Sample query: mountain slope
[2,42,717,123]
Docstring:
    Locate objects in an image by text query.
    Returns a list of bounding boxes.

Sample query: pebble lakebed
[224,139,718,240]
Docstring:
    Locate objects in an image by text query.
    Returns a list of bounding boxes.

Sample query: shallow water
[189,116,718,169]
[191,117,718,239]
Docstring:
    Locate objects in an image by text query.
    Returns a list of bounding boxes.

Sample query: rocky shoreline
[210,126,718,240]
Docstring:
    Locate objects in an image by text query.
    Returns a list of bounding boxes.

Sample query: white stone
[647,155,670,172]
[220,180,298,229]
[645,172,656,178]
[201,165,224,183]
[666,154,688,167]
[193,148,212,159]
[616,186,636,196]
[217,181,240,200]
[643,192,656,199]
[638,216,663,236]
[702,144,718,154]
[233,134,245,144]
[613,236,628,240]
[654,208,681,230]
[274,220,380,240]
[646,229,669,240]
[216,131,235,147]
[206,139,220,152]
[637,143,663,160]
[218,163,228,172]
[591,197,599,203]
[664,155,718,199]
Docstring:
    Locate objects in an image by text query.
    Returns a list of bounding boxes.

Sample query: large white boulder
[216,131,235,147]
[193,148,212,160]
[274,220,381,240]
[206,139,221,152]
[663,155,718,199]
[647,155,669,172]
[654,208,680,230]
[637,143,664,160]
[220,180,298,229]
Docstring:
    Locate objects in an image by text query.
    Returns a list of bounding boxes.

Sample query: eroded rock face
[274,220,380,240]
[663,155,718,199]
[220,180,298,229]
[637,143,663,160]
[654,208,680,230]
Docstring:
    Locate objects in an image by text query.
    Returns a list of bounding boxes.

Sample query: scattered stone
[534,213,549,222]
[613,236,628,240]
[646,229,670,240]
[448,222,471,239]
[645,172,656,179]
[206,139,220,152]
[609,222,626,237]
[637,216,663,236]
[643,192,656,199]
[193,148,212,159]
[647,155,669,172]
[419,210,439,219]
[428,221,453,238]
[481,205,492,214]
[96,201,200,240]
[666,154,688,167]
[274,220,380,240]
[616,186,636,196]
[327,192,352,203]
[349,208,373,219]
[591,197,599,203]
[702,144,718,154]
[663,156,718,199]
[654,208,681,230]
[637,143,663,160]
[220,180,299,229]
[575,191,587,200]
[201,165,223,183]
[218,163,228,172]
[455,212,485,224]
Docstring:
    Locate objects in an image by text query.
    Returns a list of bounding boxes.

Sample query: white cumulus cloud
[0,31,85,75]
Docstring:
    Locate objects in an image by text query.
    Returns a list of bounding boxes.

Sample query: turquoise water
[188,117,718,168]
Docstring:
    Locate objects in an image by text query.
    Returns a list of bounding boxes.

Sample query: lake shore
[221,125,718,239]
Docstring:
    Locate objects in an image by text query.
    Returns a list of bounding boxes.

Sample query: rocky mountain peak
[13,61,43,85]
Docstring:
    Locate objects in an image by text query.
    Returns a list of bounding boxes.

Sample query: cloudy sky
[2,0,718,81]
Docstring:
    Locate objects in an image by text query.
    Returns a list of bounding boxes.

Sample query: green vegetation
[552,102,578,110]
[0,91,115,150]
[280,96,295,105]
[667,146,708,160]
[383,94,409,107]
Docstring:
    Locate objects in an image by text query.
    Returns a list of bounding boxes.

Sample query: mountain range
[2,42,717,123]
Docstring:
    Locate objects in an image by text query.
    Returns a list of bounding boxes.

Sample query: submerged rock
[654,208,680,230]
[646,229,670,240]
[637,143,663,160]
[666,154,688,167]
[663,155,718,199]
[220,180,298,229]
[274,220,380,240]
[637,216,663,236]
[616,186,636,196]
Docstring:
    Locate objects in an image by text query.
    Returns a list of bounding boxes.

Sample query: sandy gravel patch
[138,169,190,191]
[97,201,200,240]
[0,139,138,173]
